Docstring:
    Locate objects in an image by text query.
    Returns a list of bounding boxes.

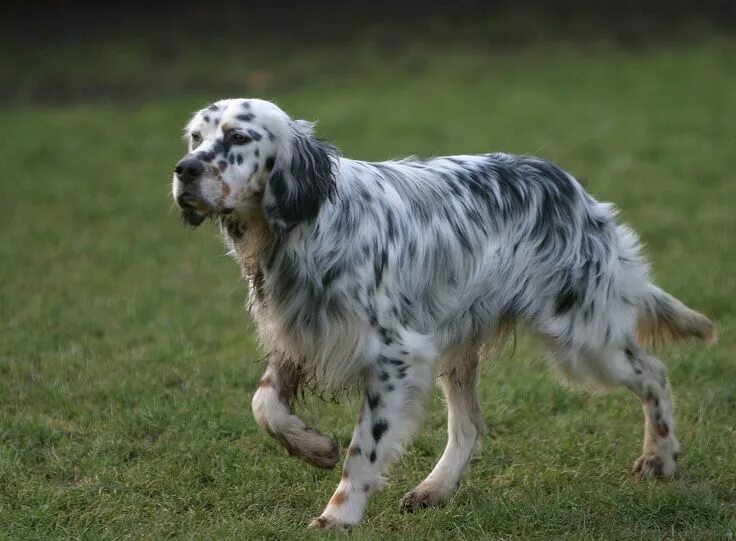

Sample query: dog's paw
[308,515,349,531]
[279,429,339,470]
[301,431,340,470]
[633,453,677,479]
[399,488,446,513]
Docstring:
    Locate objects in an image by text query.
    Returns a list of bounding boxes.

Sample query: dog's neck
[221,213,279,280]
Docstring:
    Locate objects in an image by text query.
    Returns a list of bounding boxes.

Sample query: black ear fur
[264,121,337,234]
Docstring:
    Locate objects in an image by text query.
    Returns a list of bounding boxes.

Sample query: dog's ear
[263,120,337,234]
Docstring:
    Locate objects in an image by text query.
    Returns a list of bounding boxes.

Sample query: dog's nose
[174,158,204,184]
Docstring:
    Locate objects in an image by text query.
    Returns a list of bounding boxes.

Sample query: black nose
[174,158,204,184]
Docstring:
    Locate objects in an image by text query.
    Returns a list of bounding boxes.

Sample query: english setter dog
[171,98,714,530]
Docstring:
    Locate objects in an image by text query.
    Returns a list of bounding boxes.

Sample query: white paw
[633,453,677,479]
[308,515,350,531]
[399,488,447,513]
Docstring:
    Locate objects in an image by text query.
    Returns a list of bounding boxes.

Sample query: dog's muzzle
[174,157,208,227]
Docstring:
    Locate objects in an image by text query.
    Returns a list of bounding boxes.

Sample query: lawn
[1,38,735,539]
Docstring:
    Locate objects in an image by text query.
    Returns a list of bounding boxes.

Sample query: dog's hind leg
[310,342,437,530]
[400,345,485,512]
[623,345,681,479]
[550,338,680,479]
[251,354,339,469]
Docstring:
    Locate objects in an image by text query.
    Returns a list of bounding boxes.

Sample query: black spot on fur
[369,450,377,463]
[194,150,213,162]
[247,128,262,141]
[217,160,228,170]
[385,210,397,243]
[367,392,381,410]
[203,115,210,122]
[211,139,225,156]
[236,154,243,165]
[264,127,275,141]
[237,113,254,122]
[374,249,388,289]
[554,276,580,315]
[228,154,235,165]
[378,326,392,345]
[208,104,219,111]
[378,371,389,382]
[265,156,275,171]
[372,419,389,442]
[321,265,341,287]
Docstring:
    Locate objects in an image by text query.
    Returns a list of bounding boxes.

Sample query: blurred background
[1,2,735,538]
[3,1,735,105]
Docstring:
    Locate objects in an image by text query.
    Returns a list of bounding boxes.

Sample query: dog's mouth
[177,193,211,228]
[181,207,207,227]
[176,193,240,228]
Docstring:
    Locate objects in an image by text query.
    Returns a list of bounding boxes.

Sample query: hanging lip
[181,207,207,227]
[176,191,205,210]
[176,192,210,228]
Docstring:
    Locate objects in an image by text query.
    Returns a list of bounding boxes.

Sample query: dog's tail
[637,284,716,347]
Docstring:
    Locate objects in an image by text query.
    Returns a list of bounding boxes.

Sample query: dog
[171,98,715,530]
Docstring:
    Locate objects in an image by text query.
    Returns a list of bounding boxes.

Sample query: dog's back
[322,153,709,356]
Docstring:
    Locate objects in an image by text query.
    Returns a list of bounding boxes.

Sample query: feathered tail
[637,285,716,347]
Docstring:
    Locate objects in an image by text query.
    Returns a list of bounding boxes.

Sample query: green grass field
[1,38,735,539]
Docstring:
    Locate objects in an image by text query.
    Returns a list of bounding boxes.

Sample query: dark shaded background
[2,0,734,105]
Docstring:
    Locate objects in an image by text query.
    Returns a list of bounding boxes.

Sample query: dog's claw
[399,489,445,513]
[633,454,676,479]
[309,515,349,531]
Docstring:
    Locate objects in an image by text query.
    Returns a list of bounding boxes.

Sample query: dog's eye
[229,132,252,145]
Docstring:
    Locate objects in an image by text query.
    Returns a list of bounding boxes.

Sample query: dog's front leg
[310,353,435,530]
[251,355,339,469]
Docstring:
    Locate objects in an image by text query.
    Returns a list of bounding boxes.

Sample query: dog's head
[172,98,337,233]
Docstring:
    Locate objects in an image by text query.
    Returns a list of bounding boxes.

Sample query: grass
[1,38,735,539]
